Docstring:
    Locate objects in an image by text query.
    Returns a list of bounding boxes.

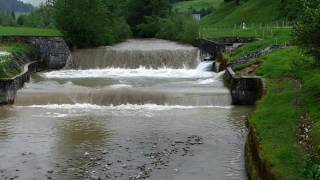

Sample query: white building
[192,14,201,21]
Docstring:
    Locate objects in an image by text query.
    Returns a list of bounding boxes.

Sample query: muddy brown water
[0,39,252,180]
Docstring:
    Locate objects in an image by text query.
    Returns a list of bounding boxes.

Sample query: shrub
[157,14,199,44]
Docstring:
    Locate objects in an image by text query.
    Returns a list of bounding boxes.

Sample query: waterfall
[66,39,200,69]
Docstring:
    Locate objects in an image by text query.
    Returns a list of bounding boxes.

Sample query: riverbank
[0,36,70,104]
[232,47,320,179]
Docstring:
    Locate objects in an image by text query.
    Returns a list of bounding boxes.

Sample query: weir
[0,39,252,180]
[67,39,200,69]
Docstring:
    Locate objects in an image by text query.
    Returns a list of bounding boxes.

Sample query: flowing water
[0,39,252,180]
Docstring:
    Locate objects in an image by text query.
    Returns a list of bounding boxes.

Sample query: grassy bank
[179,0,320,178]
[248,48,309,179]
[173,0,223,12]
[198,0,291,63]
[201,26,291,62]
[0,43,33,78]
[0,26,61,36]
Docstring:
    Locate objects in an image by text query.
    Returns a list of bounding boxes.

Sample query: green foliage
[55,0,131,48]
[127,0,171,37]
[302,160,320,179]
[136,16,161,38]
[280,0,302,21]
[157,14,199,43]
[17,5,55,28]
[0,55,20,78]
[4,42,33,54]
[0,12,17,26]
[292,0,320,65]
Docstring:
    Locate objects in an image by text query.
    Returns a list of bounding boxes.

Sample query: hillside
[201,0,283,27]
[194,0,320,179]
[173,0,223,12]
[0,0,34,13]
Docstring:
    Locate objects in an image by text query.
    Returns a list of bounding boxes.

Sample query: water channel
[0,39,252,180]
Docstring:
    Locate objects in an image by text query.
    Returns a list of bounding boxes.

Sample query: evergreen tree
[293,0,320,66]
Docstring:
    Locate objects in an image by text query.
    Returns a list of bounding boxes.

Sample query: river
[0,39,251,180]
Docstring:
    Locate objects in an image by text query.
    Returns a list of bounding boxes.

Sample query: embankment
[223,45,298,180]
[0,36,70,104]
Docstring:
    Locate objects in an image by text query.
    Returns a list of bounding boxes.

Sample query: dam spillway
[0,39,251,180]
[67,39,200,69]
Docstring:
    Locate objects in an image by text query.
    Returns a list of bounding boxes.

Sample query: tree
[127,0,171,37]
[293,0,320,66]
[156,14,199,44]
[55,0,130,48]
[17,4,55,28]
[224,0,240,5]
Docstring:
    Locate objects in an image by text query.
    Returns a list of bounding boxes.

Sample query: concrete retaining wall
[0,36,70,105]
[0,36,70,69]
[0,60,38,105]
[224,67,266,105]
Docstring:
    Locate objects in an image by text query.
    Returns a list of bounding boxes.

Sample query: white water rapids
[0,39,251,180]
[43,62,214,79]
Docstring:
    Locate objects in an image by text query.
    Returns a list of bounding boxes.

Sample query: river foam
[16,103,232,111]
[43,66,215,79]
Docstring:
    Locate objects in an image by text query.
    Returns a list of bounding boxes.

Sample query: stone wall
[0,58,38,105]
[0,36,70,69]
[0,36,70,104]
[224,67,266,105]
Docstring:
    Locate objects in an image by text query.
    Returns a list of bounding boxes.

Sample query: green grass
[0,26,62,36]
[0,55,20,78]
[1,42,34,54]
[0,43,33,78]
[201,26,291,62]
[249,48,312,179]
[198,0,292,63]
[301,70,320,156]
[201,0,284,27]
[173,0,223,12]
[198,0,320,178]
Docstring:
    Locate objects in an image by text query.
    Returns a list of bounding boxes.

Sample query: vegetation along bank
[0,0,320,179]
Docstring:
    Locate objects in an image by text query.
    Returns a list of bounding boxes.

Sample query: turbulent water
[67,39,200,69]
[0,39,251,180]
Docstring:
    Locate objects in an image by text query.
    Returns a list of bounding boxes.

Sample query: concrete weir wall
[224,67,266,105]
[0,36,70,105]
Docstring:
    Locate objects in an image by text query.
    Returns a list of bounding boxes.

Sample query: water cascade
[0,39,251,180]
[67,39,200,69]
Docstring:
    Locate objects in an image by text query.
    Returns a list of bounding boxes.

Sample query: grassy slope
[251,48,309,179]
[200,0,290,62]
[201,0,283,26]
[0,43,33,78]
[173,0,223,12]
[0,26,60,78]
[0,26,61,36]
[197,0,320,178]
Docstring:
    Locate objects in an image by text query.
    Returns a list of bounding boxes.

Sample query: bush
[127,0,171,37]
[157,14,199,44]
[292,0,320,66]
[55,0,131,48]
[17,5,55,28]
